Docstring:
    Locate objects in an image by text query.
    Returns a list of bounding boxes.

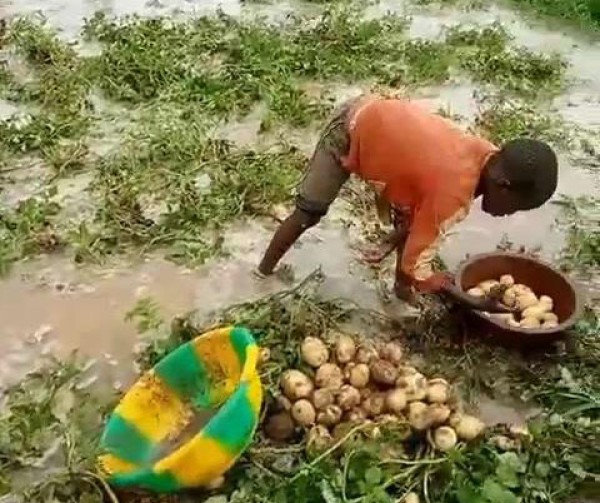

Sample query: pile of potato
[467,274,559,330]
[264,333,485,453]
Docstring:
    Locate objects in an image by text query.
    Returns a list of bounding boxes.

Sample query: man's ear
[497,178,511,188]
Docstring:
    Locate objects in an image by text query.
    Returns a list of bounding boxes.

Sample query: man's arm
[396,200,510,313]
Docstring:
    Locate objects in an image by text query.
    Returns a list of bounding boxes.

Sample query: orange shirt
[343,97,498,292]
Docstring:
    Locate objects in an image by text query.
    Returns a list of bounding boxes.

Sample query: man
[257,95,558,312]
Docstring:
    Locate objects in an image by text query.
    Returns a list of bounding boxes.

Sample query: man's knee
[294,207,323,229]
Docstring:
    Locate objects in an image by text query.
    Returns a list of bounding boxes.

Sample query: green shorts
[295,99,357,216]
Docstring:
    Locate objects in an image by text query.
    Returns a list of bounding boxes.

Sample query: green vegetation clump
[445,23,567,96]
[554,195,600,271]
[84,107,305,265]
[0,193,63,275]
[1,19,91,154]
[509,0,600,30]
[471,93,570,145]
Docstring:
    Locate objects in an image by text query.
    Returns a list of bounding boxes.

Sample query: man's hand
[361,227,407,265]
[362,243,396,264]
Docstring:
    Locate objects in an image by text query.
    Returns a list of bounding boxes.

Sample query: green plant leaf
[320,479,340,503]
[457,483,485,503]
[482,479,519,503]
[364,466,383,486]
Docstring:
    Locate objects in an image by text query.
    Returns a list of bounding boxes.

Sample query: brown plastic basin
[456,252,583,348]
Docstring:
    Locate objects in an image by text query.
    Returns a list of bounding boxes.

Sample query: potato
[520,316,541,329]
[396,372,428,401]
[433,426,458,452]
[281,370,314,400]
[408,401,429,430]
[425,404,451,425]
[427,378,449,403]
[315,363,344,389]
[448,412,462,428]
[542,312,558,323]
[335,334,357,364]
[264,412,295,441]
[502,287,518,307]
[317,404,343,427]
[306,425,333,453]
[258,347,271,364]
[490,435,517,451]
[291,399,316,427]
[312,388,335,411]
[508,424,532,440]
[403,492,420,503]
[348,363,370,388]
[499,274,515,287]
[355,344,379,364]
[385,388,407,414]
[360,387,373,401]
[479,280,500,294]
[376,414,400,424]
[306,424,333,455]
[301,337,329,368]
[370,359,398,387]
[344,407,367,423]
[522,303,551,319]
[398,365,419,376]
[539,295,554,311]
[455,415,485,440]
[380,342,404,365]
[516,292,539,311]
[467,287,485,297]
[337,385,361,411]
[513,284,534,296]
[362,393,386,417]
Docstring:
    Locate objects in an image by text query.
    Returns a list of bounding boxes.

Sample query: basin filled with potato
[456,252,582,348]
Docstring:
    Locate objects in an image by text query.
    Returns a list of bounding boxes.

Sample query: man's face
[482,182,520,217]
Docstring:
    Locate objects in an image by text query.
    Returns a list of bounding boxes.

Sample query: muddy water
[0,213,390,390]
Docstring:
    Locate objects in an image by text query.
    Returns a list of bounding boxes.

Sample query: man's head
[481,138,558,217]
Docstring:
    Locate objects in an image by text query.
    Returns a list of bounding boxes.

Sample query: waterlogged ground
[0,2,599,502]
[0,0,598,413]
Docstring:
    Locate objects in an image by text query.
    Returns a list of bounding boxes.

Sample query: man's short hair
[499,138,558,210]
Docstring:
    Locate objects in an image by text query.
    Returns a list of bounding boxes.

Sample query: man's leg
[391,208,414,302]
[258,102,353,275]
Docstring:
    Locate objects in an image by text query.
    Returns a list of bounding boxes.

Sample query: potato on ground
[291,399,316,427]
[335,333,357,364]
[315,363,344,389]
[370,359,398,387]
[301,337,329,368]
[281,370,314,400]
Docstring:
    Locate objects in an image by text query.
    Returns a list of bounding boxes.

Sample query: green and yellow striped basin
[98,326,262,492]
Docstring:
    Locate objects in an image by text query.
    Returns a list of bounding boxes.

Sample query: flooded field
[0,0,598,501]
[0,0,598,390]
